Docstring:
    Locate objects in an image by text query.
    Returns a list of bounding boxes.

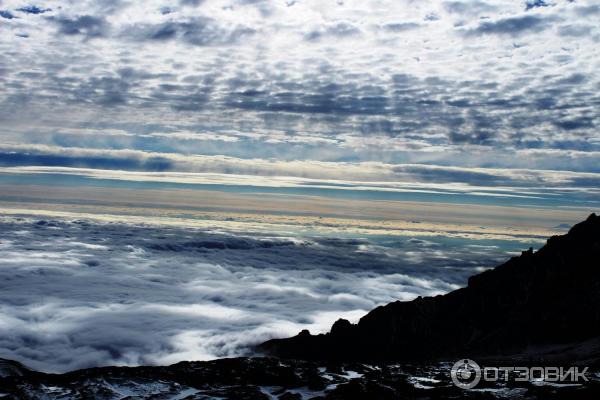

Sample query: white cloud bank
[0,215,528,372]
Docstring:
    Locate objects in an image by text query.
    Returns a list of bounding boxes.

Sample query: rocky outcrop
[1,356,598,399]
[260,213,600,363]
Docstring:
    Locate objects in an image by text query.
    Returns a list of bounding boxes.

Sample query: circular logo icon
[451,359,481,389]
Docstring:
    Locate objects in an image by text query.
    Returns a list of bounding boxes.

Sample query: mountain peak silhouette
[260,213,600,362]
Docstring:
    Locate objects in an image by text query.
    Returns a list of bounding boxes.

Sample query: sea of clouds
[0,216,528,372]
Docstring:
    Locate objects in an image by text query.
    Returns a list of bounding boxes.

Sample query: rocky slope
[1,357,599,399]
[260,213,600,363]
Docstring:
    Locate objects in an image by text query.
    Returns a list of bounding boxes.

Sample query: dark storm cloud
[51,15,109,38]
[465,14,556,36]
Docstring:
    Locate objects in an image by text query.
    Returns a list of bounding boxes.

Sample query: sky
[0,0,599,372]
[0,0,599,178]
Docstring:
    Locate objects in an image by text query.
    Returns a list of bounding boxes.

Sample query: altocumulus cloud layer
[0,0,599,179]
[0,216,527,372]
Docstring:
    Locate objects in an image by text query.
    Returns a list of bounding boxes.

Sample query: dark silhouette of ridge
[260,213,600,363]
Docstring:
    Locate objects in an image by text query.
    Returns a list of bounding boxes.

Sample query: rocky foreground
[1,356,599,399]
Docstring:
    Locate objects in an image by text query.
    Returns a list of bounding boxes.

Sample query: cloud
[0,0,598,202]
[304,22,361,41]
[2,147,600,212]
[0,10,15,19]
[0,215,528,372]
[123,17,256,46]
[0,150,173,171]
[226,85,388,116]
[382,22,421,32]
[557,24,593,37]
[443,0,498,16]
[573,4,600,16]
[525,0,550,11]
[180,0,205,6]
[552,116,595,131]
[51,15,109,38]
[16,6,51,14]
[465,14,556,36]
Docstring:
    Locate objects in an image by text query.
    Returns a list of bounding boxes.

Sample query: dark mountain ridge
[260,213,600,363]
